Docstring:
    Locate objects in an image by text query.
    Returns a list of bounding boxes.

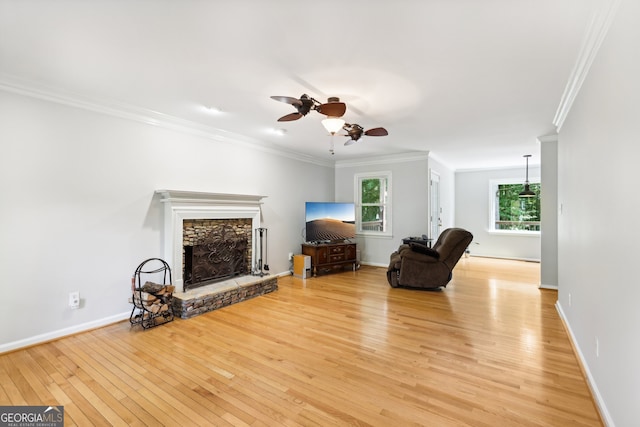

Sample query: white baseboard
[276,270,293,277]
[555,302,614,426]
[0,311,131,354]
[360,261,388,268]
[469,254,541,263]
[539,283,558,290]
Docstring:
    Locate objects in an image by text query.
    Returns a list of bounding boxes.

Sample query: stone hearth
[172,275,277,319]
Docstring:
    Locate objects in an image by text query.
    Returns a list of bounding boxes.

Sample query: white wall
[557,0,640,424]
[335,154,430,266]
[455,167,541,261]
[540,137,558,288]
[0,90,334,351]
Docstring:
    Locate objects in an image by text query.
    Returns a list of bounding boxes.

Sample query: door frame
[429,170,441,241]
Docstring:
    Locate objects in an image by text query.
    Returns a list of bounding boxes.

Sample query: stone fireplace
[155,190,277,318]
[155,190,265,292]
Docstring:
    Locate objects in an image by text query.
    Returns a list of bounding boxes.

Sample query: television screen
[305,202,356,243]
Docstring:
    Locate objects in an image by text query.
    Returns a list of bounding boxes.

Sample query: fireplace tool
[253,227,269,276]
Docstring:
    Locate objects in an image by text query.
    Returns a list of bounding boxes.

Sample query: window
[355,172,392,236]
[490,180,540,232]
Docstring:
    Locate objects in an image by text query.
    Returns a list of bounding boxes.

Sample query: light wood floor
[0,257,602,426]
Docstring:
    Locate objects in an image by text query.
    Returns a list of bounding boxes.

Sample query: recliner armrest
[399,249,440,263]
[408,242,440,258]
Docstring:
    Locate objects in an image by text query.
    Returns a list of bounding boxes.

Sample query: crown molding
[334,151,429,168]
[455,163,541,173]
[537,134,558,144]
[0,74,335,168]
[427,152,455,171]
[553,0,621,131]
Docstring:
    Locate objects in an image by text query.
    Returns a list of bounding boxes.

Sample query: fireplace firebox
[182,220,252,291]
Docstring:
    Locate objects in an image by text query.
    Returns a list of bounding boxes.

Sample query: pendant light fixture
[519,154,536,198]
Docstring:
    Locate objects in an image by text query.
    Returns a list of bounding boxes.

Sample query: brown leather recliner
[387,228,473,289]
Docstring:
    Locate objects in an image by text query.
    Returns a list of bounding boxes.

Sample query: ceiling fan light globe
[322,117,345,135]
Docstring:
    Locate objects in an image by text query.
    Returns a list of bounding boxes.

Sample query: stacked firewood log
[131,281,175,315]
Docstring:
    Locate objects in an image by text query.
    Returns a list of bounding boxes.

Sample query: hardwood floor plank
[157,331,316,426]
[0,356,27,405]
[187,318,397,425]
[0,380,9,404]
[3,352,38,404]
[71,335,216,426]
[95,332,237,426]
[56,380,111,426]
[52,339,146,426]
[0,257,602,426]
[67,337,172,425]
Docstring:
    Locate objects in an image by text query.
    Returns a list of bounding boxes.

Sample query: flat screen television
[305,202,356,243]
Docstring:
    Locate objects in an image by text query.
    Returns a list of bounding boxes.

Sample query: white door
[430,171,441,240]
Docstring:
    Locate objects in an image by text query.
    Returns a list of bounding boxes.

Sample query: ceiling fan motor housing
[298,97,314,115]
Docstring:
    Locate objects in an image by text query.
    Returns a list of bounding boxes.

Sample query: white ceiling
[0,0,599,170]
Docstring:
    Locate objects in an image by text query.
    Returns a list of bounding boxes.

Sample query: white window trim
[488,177,540,235]
[488,230,541,237]
[354,171,392,237]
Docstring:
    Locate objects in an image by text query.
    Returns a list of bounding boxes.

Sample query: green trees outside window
[356,172,391,234]
[361,178,384,228]
[495,183,541,231]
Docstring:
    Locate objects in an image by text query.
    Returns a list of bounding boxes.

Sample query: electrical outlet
[69,291,80,309]
[288,252,293,260]
[568,293,572,307]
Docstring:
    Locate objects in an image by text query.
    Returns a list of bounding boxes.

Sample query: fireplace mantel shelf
[156,190,266,205]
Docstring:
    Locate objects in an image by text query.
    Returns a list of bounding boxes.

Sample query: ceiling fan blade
[317,102,346,117]
[277,112,302,122]
[364,127,388,136]
[270,96,303,106]
[344,139,357,146]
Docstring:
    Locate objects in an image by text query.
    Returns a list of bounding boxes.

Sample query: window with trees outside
[490,180,541,233]
[355,172,392,236]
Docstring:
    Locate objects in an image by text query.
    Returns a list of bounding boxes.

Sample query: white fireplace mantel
[155,190,267,291]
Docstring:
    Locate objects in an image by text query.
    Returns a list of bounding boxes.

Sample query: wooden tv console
[301,242,358,277]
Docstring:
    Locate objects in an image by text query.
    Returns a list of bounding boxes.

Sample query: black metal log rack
[129,258,175,329]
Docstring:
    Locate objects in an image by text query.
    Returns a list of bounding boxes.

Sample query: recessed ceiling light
[203,106,223,114]
[269,128,287,136]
